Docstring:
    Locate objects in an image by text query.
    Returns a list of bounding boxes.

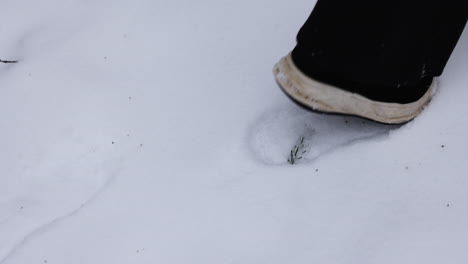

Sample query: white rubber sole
[273,53,437,124]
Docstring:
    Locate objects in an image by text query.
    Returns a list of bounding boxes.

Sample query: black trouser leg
[292,0,467,103]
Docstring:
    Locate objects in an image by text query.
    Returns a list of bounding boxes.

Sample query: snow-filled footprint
[249,105,396,165]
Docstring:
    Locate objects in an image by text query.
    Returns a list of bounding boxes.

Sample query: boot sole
[273,53,436,124]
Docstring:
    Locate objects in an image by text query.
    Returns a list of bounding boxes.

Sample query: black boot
[274,0,467,124]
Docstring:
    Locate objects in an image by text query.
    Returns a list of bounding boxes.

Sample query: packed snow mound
[249,106,393,165]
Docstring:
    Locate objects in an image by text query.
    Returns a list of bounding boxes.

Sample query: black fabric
[292,0,468,103]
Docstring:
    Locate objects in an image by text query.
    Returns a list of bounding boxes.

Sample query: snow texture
[1,0,468,263]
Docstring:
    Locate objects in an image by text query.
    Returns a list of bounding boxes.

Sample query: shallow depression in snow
[248,105,395,165]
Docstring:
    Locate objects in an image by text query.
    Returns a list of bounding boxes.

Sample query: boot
[274,0,467,124]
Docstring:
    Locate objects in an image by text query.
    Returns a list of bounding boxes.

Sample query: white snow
[1,0,468,263]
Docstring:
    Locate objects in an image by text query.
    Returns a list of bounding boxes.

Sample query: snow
[1,0,468,263]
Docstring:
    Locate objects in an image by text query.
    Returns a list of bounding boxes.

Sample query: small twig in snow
[0,59,18,64]
[288,136,307,165]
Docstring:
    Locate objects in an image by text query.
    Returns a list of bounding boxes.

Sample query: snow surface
[1,0,468,263]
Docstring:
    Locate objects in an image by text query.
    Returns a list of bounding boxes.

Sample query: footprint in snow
[249,106,396,165]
